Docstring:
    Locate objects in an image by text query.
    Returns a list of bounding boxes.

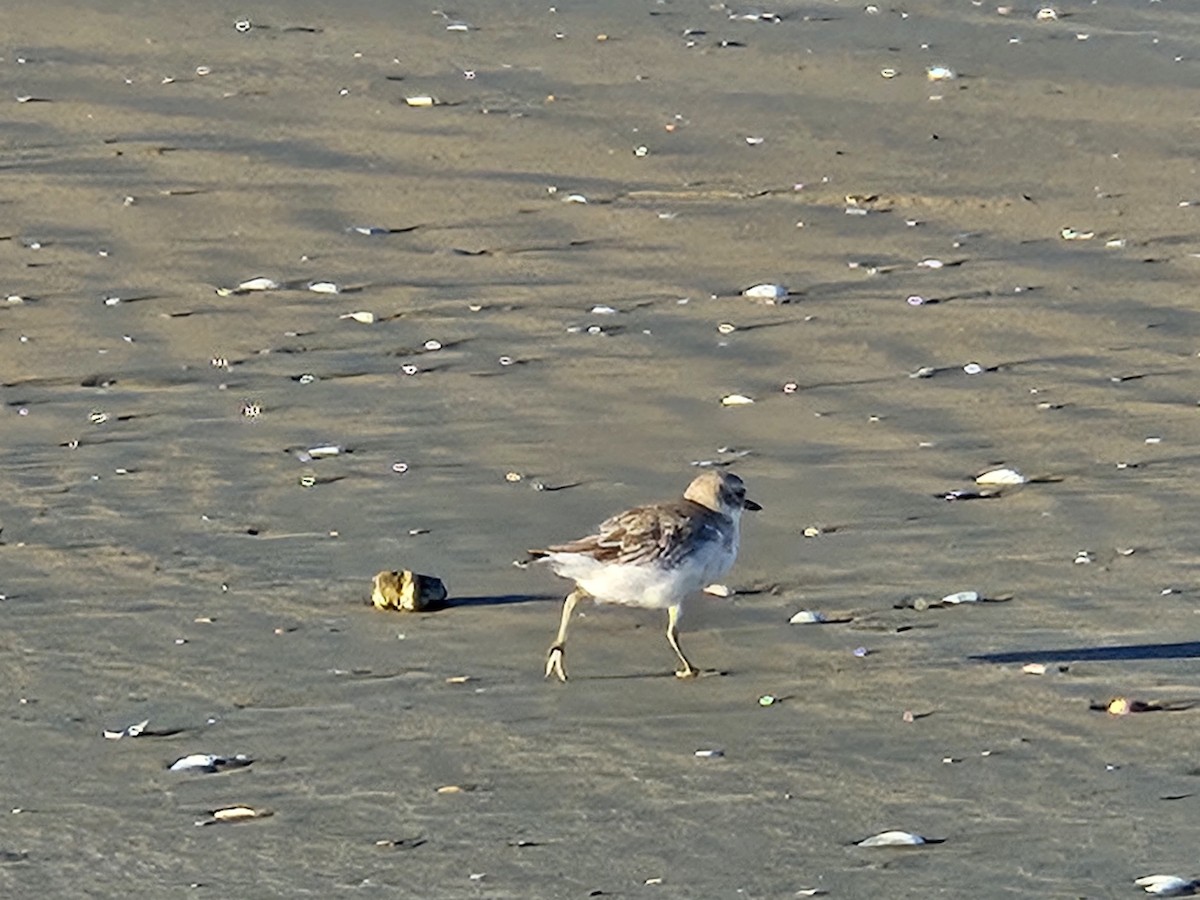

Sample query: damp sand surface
[4,2,1200,896]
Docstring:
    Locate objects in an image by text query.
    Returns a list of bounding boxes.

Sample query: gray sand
[3,1,1200,896]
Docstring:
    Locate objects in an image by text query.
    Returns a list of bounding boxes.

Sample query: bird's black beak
[744,498,763,511]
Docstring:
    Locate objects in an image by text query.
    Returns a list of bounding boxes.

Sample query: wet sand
[4,1,1200,896]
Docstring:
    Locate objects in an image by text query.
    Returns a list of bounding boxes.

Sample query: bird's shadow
[445,593,560,609]
[971,641,1200,664]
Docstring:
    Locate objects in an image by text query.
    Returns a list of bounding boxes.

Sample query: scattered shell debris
[975,467,1026,486]
[371,570,448,612]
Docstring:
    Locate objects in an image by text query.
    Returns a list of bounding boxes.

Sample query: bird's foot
[674,666,699,680]
[545,646,568,682]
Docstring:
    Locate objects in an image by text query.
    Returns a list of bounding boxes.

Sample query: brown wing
[541,500,717,568]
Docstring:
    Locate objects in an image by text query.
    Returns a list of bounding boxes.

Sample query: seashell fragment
[962,362,984,375]
[305,444,343,459]
[856,830,927,847]
[926,65,956,81]
[1022,663,1047,675]
[703,583,733,597]
[351,226,390,236]
[371,570,448,612]
[975,467,1026,486]
[340,311,375,324]
[405,95,438,107]
[169,753,253,773]
[1035,6,1058,21]
[789,610,827,624]
[1107,697,1131,716]
[103,719,150,740]
[197,805,273,826]
[721,394,755,407]
[236,277,280,292]
[1135,875,1198,896]
[741,283,788,300]
[940,590,979,605]
[694,749,724,758]
[307,281,340,294]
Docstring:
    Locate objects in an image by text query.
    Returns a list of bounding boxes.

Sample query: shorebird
[531,470,760,681]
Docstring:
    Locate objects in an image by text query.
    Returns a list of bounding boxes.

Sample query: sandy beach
[4,1,1200,896]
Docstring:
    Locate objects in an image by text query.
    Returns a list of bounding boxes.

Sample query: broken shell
[371,570,448,612]
[694,749,724,758]
[169,753,253,773]
[1035,6,1058,21]
[236,277,280,292]
[717,322,737,335]
[197,805,273,826]
[423,340,443,351]
[963,362,984,375]
[703,583,733,598]
[721,394,755,406]
[340,311,375,324]
[789,610,827,624]
[307,281,341,294]
[975,467,1026,486]
[305,444,343,458]
[856,830,927,847]
[103,719,150,740]
[405,95,438,107]
[940,590,980,605]
[926,65,956,81]
[1135,875,1198,896]
[1022,663,1047,675]
[741,283,788,300]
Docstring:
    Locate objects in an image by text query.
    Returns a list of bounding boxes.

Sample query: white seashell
[590,305,617,315]
[351,226,389,236]
[703,583,733,598]
[307,281,340,294]
[745,136,765,145]
[694,749,724,758]
[917,258,944,269]
[211,806,262,821]
[340,311,375,324]
[1022,663,1047,675]
[170,754,221,772]
[405,95,438,107]
[789,610,827,625]
[423,340,443,351]
[721,394,755,406]
[926,65,956,81]
[1135,876,1198,896]
[856,830,927,847]
[940,590,979,605]
[975,467,1026,486]
[1035,6,1058,21]
[237,277,280,292]
[563,194,588,204]
[306,444,342,458]
[880,68,897,79]
[963,362,984,375]
[742,283,788,300]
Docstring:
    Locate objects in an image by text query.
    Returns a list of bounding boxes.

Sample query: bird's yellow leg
[666,604,698,679]
[545,587,587,682]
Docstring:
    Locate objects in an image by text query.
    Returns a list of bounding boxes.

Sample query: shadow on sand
[971,641,1200,664]
[445,593,560,609]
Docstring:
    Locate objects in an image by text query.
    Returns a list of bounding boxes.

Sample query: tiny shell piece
[1035,6,1058,21]
[236,277,280,292]
[405,95,438,107]
[789,610,827,624]
[963,362,984,375]
[703,583,733,597]
[742,283,788,300]
[1022,663,1047,675]
[307,281,340,294]
[340,311,375,324]
[1135,875,1198,896]
[856,830,927,847]
[721,394,755,406]
[211,806,263,821]
[975,467,1026,485]
[371,570,448,612]
[306,444,342,458]
[694,749,724,758]
[1107,697,1131,716]
[926,65,956,81]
